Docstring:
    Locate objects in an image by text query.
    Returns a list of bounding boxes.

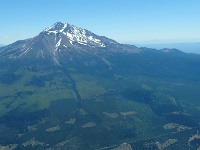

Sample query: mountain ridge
[0,22,141,65]
[1,22,200,150]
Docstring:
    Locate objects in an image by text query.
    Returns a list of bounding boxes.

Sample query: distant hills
[135,42,200,54]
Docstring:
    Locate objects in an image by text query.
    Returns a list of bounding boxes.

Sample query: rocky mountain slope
[0,22,200,150]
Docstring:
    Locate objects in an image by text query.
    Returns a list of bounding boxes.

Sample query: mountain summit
[1,22,200,150]
[43,22,106,47]
[0,22,138,65]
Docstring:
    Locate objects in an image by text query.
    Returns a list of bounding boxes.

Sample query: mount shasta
[0,22,200,150]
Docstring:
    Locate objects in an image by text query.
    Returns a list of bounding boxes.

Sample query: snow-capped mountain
[1,22,200,150]
[43,22,106,47]
[0,22,139,65]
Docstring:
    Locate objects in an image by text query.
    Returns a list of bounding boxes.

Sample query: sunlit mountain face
[0,22,200,150]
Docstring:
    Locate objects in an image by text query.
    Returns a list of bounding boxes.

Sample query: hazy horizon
[1,40,200,54]
[1,0,200,48]
[134,42,200,54]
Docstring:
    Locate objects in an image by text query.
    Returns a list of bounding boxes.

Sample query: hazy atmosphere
[1,0,200,49]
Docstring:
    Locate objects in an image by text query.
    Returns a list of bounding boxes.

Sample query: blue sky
[1,0,200,45]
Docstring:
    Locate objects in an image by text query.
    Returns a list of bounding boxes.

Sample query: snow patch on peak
[56,38,62,51]
[43,22,106,48]
[60,23,67,32]
[63,25,106,47]
[44,22,67,32]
